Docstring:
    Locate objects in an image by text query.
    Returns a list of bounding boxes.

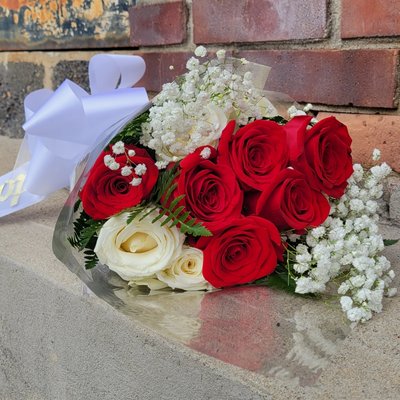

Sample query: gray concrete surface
[1,136,400,399]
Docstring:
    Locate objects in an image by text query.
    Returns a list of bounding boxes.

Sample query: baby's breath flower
[121,166,132,176]
[340,296,353,312]
[134,163,147,176]
[200,147,211,159]
[292,160,395,323]
[338,282,350,294]
[142,49,273,161]
[293,263,310,274]
[155,160,169,170]
[194,45,207,57]
[128,149,136,157]
[104,154,114,167]
[288,105,307,118]
[372,148,381,161]
[109,162,120,171]
[186,57,200,71]
[303,103,313,112]
[130,177,142,187]
[216,49,226,61]
[112,141,125,155]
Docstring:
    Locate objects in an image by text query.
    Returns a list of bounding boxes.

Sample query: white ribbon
[0,54,150,218]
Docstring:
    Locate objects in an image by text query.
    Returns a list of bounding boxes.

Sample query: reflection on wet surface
[113,282,349,386]
[53,200,350,387]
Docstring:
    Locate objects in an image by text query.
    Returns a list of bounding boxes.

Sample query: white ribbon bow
[0,54,150,218]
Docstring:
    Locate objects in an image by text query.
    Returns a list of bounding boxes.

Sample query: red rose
[80,145,158,220]
[256,168,330,231]
[174,146,243,233]
[197,216,283,288]
[285,116,353,198]
[218,120,288,191]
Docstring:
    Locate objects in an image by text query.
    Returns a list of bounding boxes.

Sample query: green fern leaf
[168,195,185,212]
[172,205,185,217]
[109,111,150,146]
[162,182,176,203]
[83,249,99,270]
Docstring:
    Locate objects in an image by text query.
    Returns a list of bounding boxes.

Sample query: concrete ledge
[1,136,400,399]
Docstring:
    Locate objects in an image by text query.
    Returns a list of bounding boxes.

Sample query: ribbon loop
[0,54,150,217]
[89,54,146,95]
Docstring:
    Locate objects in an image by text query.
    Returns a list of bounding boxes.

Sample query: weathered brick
[0,0,130,51]
[129,1,186,47]
[318,112,400,173]
[342,0,400,38]
[237,49,399,108]
[193,0,327,44]
[0,62,44,138]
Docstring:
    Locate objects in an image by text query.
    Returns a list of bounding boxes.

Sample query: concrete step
[1,136,400,400]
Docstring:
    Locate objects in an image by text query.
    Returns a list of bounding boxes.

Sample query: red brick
[342,0,400,38]
[193,0,327,44]
[318,112,400,172]
[129,1,186,47]
[237,49,399,108]
[135,52,192,92]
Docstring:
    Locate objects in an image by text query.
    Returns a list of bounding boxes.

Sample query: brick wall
[1,0,400,177]
[129,0,400,175]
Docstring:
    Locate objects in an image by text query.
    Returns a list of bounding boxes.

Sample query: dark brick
[342,0,400,38]
[237,49,399,108]
[52,60,90,93]
[129,1,186,47]
[193,0,328,44]
[0,62,44,138]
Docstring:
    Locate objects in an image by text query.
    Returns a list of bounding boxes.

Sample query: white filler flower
[157,246,211,291]
[94,210,184,281]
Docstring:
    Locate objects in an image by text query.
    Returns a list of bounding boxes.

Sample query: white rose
[156,104,228,162]
[205,103,228,141]
[157,246,212,291]
[94,210,184,281]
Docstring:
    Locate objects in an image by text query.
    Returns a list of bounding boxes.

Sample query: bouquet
[68,47,396,323]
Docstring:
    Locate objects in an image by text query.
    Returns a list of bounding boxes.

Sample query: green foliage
[82,249,99,270]
[73,199,81,213]
[255,264,298,294]
[383,239,399,247]
[126,165,212,237]
[153,163,180,203]
[109,111,150,146]
[264,115,288,125]
[265,268,298,293]
[68,210,104,270]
